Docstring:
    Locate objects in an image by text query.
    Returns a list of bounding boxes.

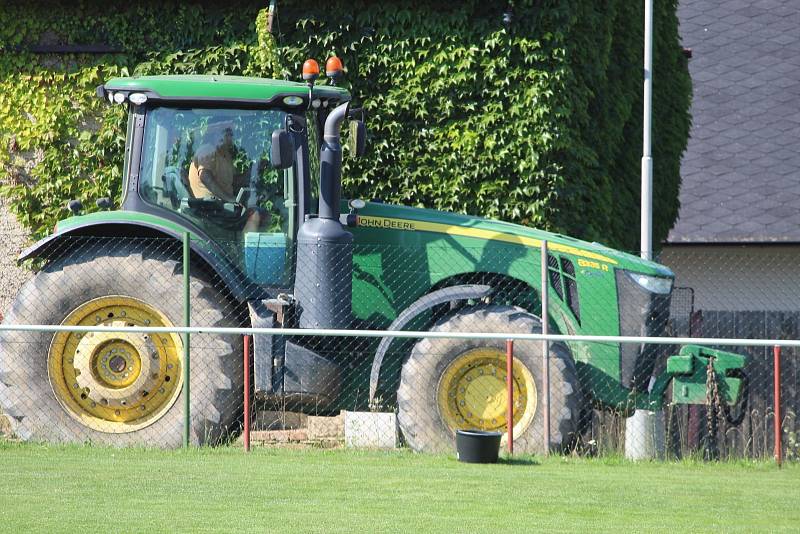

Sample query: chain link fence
[660,247,800,461]
[0,236,796,461]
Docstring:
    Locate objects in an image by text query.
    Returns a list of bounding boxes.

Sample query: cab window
[138,107,293,285]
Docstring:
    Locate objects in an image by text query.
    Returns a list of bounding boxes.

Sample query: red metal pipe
[506,339,514,455]
[774,345,782,467]
[244,335,251,453]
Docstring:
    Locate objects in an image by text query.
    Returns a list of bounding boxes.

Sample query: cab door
[137,106,297,288]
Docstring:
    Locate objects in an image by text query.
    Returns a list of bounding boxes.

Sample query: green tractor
[0,60,746,451]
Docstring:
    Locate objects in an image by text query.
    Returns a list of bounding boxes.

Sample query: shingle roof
[666,0,800,244]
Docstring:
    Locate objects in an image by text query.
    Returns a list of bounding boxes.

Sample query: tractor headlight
[282,95,303,106]
[626,272,673,294]
[128,93,148,105]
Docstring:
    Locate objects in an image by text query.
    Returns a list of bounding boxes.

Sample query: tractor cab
[99,69,358,288]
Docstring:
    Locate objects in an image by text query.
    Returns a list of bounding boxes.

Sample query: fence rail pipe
[182,231,191,448]
[244,335,251,453]
[774,345,782,467]
[506,339,514,455]
[540,240,550,455]
[7,323,800,348]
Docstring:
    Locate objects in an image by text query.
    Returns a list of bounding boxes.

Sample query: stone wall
[0,194,27,437]
[0,198,31,321]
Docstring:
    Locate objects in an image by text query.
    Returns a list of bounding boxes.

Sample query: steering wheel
[186,197,244,221]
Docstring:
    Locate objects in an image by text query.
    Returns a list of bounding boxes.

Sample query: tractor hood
[353,201,673,278]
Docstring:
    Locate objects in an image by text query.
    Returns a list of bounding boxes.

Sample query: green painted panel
[104,75,349,103]
[56,210,190,236]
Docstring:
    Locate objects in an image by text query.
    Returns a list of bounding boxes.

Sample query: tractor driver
[188,120,262,233]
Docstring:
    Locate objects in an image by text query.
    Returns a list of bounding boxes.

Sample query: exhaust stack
[318,102,348,220]
[294,102,354,330]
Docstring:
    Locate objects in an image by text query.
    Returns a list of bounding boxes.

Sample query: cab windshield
[138,107,294,285]
[139,107,290,239]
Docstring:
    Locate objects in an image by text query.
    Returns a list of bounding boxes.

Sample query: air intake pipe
[294,102,354,329]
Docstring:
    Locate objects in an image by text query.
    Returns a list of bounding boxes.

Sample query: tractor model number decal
[356,215,617,265]
[578,258,610,272]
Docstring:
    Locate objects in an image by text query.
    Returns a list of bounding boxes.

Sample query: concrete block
[343,411,398,449]
[307,413,344,439]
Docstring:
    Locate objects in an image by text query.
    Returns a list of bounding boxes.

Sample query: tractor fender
[18,220,259,302]
[368,284,493,403]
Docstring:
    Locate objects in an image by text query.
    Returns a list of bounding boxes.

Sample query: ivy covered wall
[0,0,690,251]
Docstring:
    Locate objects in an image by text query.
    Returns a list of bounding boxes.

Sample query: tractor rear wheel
[0,242,243,447]
[397,305,581,454]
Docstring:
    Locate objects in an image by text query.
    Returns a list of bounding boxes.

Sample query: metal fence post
[506,339,514,455]
[182,232,191,448]
[774,345,782,467]
[540,240,550,455]
[244,335,251,453]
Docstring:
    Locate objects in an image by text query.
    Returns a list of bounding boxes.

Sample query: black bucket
[456,430,502,463]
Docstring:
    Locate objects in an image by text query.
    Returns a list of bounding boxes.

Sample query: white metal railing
[2,323,799,348]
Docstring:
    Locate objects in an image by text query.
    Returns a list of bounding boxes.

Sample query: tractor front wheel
[397,305,582,454]
[0,242,243,447]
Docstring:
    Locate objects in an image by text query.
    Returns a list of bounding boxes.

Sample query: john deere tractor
[0,59,746,450]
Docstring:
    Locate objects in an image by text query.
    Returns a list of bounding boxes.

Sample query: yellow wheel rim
[48,296,183,433]
[437,348,537,435]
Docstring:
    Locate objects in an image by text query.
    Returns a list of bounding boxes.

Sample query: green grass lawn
[0,441,797,533]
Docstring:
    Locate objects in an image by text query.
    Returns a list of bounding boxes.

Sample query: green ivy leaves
[0,2,261,239]
[0,1,690,251]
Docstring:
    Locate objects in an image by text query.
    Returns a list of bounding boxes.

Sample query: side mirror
[348,120,367,158]
[271,129,295,169]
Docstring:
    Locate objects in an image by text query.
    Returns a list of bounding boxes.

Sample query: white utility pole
[641,0,653,261]
[626,0,665,461]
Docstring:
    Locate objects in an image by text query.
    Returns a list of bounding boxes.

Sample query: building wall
[0,201,31,320]
[660,244,800,312]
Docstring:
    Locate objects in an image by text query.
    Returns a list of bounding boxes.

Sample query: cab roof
[101,75,350,107]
